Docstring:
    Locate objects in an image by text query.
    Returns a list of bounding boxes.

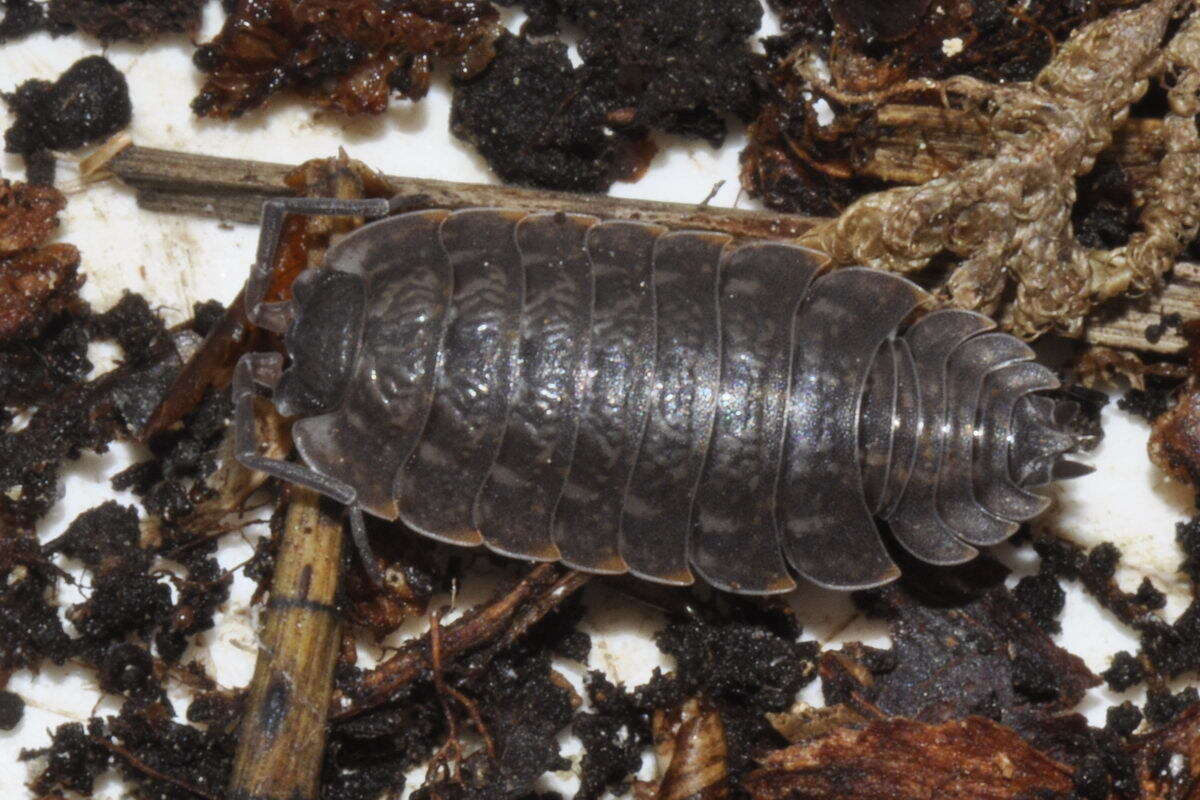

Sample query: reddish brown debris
[1150,386,1200,487]
[1129,703,1200,798]
[141,153,391,438]
[192,0,501,119]
[0,179,68,252]
[742,716,1075,800]
[1149,322,1200,489]
[0,181,81,342]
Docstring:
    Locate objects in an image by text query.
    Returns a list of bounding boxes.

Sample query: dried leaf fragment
[1129,703,1200,798]
[192,0,502,118]
[821,564,1100,723]
[0,180,81,342]
[743,716,1075,800]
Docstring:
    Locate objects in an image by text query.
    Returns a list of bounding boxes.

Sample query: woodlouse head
[274,268,366,418]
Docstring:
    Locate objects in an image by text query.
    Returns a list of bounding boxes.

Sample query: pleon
[880,309,993,566]
[875,338,920,518]
[973,362,1057,521]
[859,340,899,515]
[935,332,1034,546]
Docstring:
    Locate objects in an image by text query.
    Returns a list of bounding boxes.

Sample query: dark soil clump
[452,0,763,191]
[2,56,132,184]
[46,0,203,42]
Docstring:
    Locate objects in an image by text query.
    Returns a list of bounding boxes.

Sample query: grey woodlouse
[232,197,1089,595]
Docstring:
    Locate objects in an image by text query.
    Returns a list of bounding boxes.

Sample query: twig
[430,609,498,761]
[93,140,1200,355]
[427,608,466,784]
[333,564,589,720]
[226,486,344,800]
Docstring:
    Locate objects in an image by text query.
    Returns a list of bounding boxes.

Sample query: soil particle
[0,689,24,729]
[46,0,203,42]
[1103,651,1147,692]
[1012,572,1067,634]
[451,0,764,191]
[20,719,112,796]
[0,0,46,43]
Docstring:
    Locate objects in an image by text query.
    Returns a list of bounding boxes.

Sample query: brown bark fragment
[1149,322,1200,488]
[743,716,1075,800]
[638,698,728,800]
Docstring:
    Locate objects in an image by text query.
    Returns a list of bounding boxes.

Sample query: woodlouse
[233,198,1088,594]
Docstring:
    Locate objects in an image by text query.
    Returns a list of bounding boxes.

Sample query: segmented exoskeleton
[233,199,1087,594]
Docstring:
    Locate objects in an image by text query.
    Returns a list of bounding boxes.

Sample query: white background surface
[0,2,1195,797]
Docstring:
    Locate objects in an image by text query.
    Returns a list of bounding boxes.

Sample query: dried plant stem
[334,564,589,719]
[227,486,344,800]
[102,143,818,240]
[95,141,1198,354]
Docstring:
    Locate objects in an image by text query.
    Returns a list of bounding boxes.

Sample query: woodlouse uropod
[232,197,1089,595]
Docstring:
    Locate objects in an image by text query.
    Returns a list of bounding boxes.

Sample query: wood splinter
[226,486,343,800]
[92,139,1199,356]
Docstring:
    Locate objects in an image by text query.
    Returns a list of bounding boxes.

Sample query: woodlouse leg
[233,351,354,504]
[246,196,391,333]
[233,350,386,585]
[347,506,385,587]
